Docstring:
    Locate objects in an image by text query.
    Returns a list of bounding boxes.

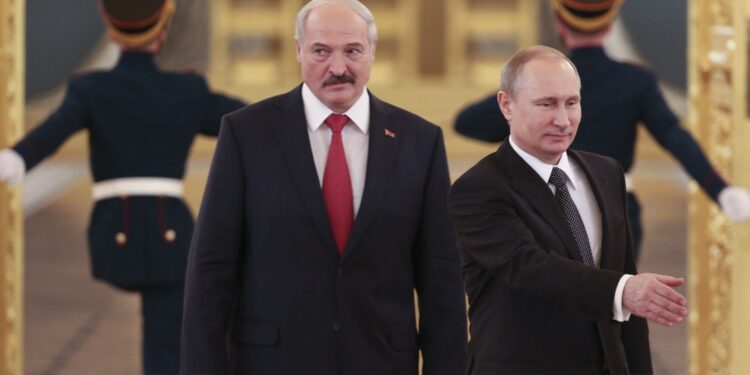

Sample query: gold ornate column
[0,0,23,374]
[688,0,749,374]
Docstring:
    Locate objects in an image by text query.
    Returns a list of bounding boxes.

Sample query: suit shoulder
[453,153,502,189]
[380,100,440,133]
[574,150,623,174]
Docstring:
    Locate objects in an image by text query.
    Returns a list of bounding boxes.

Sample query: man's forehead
[305,5,368,34]
[305,30,368,43]
[515,62,579,95]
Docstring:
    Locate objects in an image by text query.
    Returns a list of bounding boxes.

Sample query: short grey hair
[294,0,378,45]
[500,45,579,97]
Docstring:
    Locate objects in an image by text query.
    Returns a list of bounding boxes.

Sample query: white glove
[0,149,25,185]
[718,186,750,223]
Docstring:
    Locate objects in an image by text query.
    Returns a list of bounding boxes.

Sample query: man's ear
[497,91,512,121]
[295,39,302,63]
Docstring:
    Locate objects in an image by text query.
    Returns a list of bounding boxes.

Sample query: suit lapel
[341,93,398,261]
[568,151,617,271]
[273,85,338,259]
[498,142,584,263]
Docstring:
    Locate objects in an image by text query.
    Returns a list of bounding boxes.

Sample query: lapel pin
[384,129,395,138]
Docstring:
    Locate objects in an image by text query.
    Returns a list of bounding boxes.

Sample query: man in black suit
[450,45,687,375]
[180,0,468,374]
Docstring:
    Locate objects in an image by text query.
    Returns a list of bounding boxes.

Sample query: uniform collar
[117,51,158,70]
[569,46,606,60]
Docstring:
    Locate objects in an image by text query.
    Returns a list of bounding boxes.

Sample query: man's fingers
[654,274,684,287]
[653,283,687,306]
[645,311,675,327]
[646,301,684,324]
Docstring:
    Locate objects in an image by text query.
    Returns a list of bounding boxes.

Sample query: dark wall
[620,0,687,90]
[25,0,210,99]
[26,0,104,98]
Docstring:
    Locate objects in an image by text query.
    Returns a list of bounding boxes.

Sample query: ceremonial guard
[0,0,245,373]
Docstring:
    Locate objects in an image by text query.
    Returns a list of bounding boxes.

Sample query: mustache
[323,74,355,86]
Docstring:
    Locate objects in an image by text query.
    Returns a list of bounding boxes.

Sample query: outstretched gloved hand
[0,149,25,185]
[718,186,750,223]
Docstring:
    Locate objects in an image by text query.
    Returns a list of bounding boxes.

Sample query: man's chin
[542,143,571,156]
[321,96,354,112]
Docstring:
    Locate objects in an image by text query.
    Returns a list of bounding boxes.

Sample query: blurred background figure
[0,0,245,373]
[452,0,750,262]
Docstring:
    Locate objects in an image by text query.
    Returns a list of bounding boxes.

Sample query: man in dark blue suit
[180,0,468,374]
[451,45,687,375]
[0,1,245,373]
[452,0,750,261]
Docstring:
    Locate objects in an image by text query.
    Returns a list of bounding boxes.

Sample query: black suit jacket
[450,142,651,375]
[181,86,468,375]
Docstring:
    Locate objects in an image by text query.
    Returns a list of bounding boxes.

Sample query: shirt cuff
[612,274,633,322]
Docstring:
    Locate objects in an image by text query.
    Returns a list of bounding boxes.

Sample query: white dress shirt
[302,83,370,217]
[509,136,632,322]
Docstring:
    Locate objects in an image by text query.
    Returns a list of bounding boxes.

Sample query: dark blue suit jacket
[181,86,468,374]
[451,143,651,375]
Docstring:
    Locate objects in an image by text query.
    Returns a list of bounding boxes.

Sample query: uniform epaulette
[70,70,104,80]
[70,71,91,80]
[622,60,647,69]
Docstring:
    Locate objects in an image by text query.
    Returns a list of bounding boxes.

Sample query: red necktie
[323,114,353,255]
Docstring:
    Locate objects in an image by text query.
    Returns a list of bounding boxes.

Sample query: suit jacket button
[337,267,344,277]
[332,322,341,331]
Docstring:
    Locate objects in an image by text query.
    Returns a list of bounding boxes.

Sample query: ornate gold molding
[0,0,24,374]
[687,0,744,374]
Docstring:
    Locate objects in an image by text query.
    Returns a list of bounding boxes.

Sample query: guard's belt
[92,177,183,201]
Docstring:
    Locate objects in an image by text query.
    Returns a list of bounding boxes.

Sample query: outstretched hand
[622,273,687,327]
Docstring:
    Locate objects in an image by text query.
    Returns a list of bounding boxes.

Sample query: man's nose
[329,53,347,76]
[552,106,571,128]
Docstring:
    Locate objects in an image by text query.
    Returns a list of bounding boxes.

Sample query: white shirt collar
[301,83,370,134]
[509,135,579,190]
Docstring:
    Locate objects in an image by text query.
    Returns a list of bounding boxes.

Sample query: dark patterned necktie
[322,114,353,255]
[548,167,595,266]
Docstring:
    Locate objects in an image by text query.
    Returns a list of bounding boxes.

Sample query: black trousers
[141,285,184,375]
[626,192,643,263]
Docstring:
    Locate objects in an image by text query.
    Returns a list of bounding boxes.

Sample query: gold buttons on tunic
[164,229,176,243]
[115,232,127,246]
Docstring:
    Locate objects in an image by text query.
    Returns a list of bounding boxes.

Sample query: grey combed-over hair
[294,0,378,45]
